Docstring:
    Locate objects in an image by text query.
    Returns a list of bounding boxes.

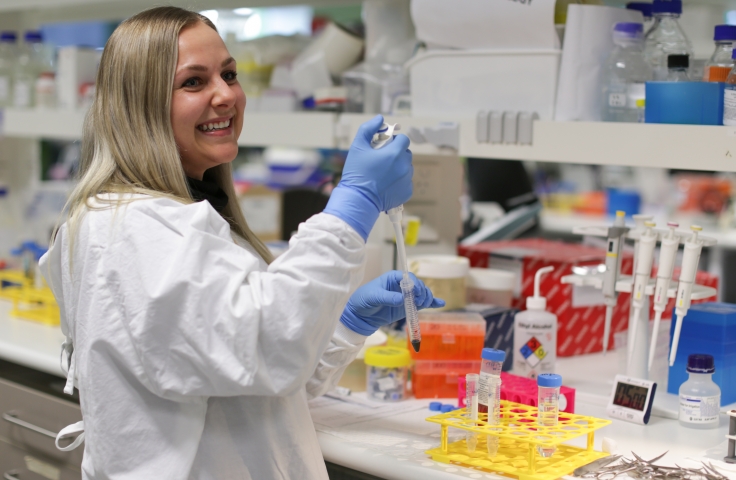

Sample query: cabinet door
[0,379,82,467]
[0,438,81,480]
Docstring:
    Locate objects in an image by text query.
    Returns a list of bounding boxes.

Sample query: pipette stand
[562,217,716,380]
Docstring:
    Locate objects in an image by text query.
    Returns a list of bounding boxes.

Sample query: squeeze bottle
[513,266,557,379]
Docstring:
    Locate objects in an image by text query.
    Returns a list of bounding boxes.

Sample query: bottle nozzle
[527,266,554,310]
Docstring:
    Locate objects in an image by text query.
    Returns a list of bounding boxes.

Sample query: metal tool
[572,451,728,480]
[573,455,623,477]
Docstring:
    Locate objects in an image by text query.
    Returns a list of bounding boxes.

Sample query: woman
[40,7,443,479]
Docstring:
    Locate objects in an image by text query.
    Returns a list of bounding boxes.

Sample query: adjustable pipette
[602,211,629,354]
[669,225,705,367]
[371,122,421,352]
[647,222,680,371]
[628,221,657,366]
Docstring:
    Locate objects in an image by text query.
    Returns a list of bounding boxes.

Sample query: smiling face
[172,21,245,180]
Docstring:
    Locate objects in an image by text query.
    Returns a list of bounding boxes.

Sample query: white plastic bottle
[602,22,652,123]
[513,266,557,379]
[0,32,17,108]
[644,0,693,80]
[679,354,721,429]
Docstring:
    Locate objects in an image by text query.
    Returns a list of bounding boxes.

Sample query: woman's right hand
[339,115,413,212]
[323,115,413,241]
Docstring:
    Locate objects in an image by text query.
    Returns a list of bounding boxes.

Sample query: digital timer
[606,375,657,425]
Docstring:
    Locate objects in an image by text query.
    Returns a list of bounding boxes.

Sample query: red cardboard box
[458,239,634,357]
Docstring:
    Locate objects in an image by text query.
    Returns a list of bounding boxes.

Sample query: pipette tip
[411,340,421,353]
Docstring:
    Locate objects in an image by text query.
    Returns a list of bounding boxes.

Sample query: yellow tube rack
[425,400,611,480]
[0,270,60,326]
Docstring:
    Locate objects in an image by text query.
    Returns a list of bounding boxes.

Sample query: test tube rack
[0,270,60,326]
[425,400,611,480]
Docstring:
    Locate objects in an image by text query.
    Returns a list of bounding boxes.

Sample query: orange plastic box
[414,359,481,399]
[409,312,486,361]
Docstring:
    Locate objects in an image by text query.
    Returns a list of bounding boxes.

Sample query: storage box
[408,312,486,361]
[645,82,724,125]
[666,302,736,405]
[414,359,481,399]
[457,303,517,371]
[458,239,634,357]
[406,49,561,120]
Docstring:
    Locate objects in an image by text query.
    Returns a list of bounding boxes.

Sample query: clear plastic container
[0,32,17,108]
[409,255,470,311]
[466,268,515,307]
[666,54,690,82]
[602,22,652,123]
[537,373,562,458]
[478,348,506,457]
[408,312,485,360]
[644,0,693,80]
[679,354,721,429]
[365,346,412,402]
[703,25,736,82]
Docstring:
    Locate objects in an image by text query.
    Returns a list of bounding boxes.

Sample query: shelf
[7,107,736,173]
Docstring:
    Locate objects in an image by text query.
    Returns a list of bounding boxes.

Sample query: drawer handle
[3,470,21,480]
[2,412,73,440]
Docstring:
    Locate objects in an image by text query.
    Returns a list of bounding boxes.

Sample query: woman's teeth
[198,119,231,131]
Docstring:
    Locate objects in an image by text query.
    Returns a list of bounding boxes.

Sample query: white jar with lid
[466,268,516,307]
[408,255,470,311]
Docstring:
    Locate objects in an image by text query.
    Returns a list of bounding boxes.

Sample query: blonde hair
[60,6,273,263]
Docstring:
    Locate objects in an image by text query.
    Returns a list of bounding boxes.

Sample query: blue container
[666,302,736,404]
[607,189,641,216]
[645,82,725,125]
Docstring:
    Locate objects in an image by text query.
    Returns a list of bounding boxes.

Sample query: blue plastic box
[645,82,724,125]
[667,302,736,405]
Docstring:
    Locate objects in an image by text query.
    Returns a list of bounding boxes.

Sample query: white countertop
[0,301,734,480]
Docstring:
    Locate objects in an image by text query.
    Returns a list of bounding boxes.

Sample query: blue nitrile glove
[340,271,445,336]
[323,115,413,241]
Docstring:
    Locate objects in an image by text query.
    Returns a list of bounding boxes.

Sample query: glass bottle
[703,25,736,82]
[644,0,693,80]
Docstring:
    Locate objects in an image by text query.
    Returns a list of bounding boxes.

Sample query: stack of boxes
[410,312,486,399]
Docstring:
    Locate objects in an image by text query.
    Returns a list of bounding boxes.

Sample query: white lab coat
[40,194,369,479]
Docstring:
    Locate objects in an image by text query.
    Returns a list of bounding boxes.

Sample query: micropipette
[602,211,629,354]
[628,221,657,366]
[465,373,479,453]
[669,225,705,367]
[371,122,421,353]
[647,222,680,371]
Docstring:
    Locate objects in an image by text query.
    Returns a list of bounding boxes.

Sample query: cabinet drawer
[0,438,80,480]
[0,379,82,467]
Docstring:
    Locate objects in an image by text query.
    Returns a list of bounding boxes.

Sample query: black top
[186,171,229,214]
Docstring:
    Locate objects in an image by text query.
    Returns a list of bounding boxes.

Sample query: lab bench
[0,301,734,480]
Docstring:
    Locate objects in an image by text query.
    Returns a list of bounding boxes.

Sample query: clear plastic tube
[487,376,501,457]
[465,373,479,452]
[390,206,421,352]
[537,375,561,458]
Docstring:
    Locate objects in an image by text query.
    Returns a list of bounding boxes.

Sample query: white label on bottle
[679,394,720,424]
[0,75,9,102]
[608,92,627,108]
[513,321,556,379]
[14,80,31,107]
[627,83,646,109]
[724,87,736,126]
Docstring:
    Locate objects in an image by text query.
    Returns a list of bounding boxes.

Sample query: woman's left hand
[340,271,445,336]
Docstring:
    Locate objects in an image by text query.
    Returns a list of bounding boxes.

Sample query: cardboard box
[458,239,634,357]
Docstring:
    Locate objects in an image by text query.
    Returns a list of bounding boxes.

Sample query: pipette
[669,225,705,367]
[647,222,680,371]
[465,373,479,453]
[628,221,658,366]
[371,122,421,353]
[602,211,629,354]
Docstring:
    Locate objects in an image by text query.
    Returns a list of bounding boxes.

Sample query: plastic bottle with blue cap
[644,0,693,80]
[537,373,562,458]
[513,266,557,379]
[478,348,506,457]
[679,354,720,429]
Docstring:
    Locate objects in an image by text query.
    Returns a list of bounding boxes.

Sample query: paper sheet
[554,5,643,121]
[411,0,559,50]
[308,393,429,429]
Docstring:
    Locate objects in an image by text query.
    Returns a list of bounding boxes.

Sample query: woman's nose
[212,77,236,108]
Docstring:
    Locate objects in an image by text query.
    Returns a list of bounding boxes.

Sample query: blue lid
[687,354,715,373]
[482,348,506,362]
[626,2,653,18]
[732,48,736,60]
[429,401,442,411]
[537,373,563,387]
[614,22,644,36]
[440,404,454,413]
[715,25,736,41]
[652,0,682,14]
[0,186,7,196]
[0,32,17,42]
[24,31,42,42]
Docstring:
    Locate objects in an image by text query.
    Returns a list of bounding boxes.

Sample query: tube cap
[652,0,682,14]
[714,25,736,41]
[0,32,17,42]
[481,348,506,362]
[667,54,689,69]
[24,31,42,42]
[687,354,715,374]
[429,401,442,411]
[626,2,653,18]
[440,404,455,413]
[614,22,644,36]
[364,346,412,368]
[732,48,736,60]
[537,373,563,387]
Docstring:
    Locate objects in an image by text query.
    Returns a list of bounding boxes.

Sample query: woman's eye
[223,70,238,82]
[182,77,201,88]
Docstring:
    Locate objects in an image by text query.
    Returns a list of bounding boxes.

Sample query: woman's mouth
[197,118,232,132]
